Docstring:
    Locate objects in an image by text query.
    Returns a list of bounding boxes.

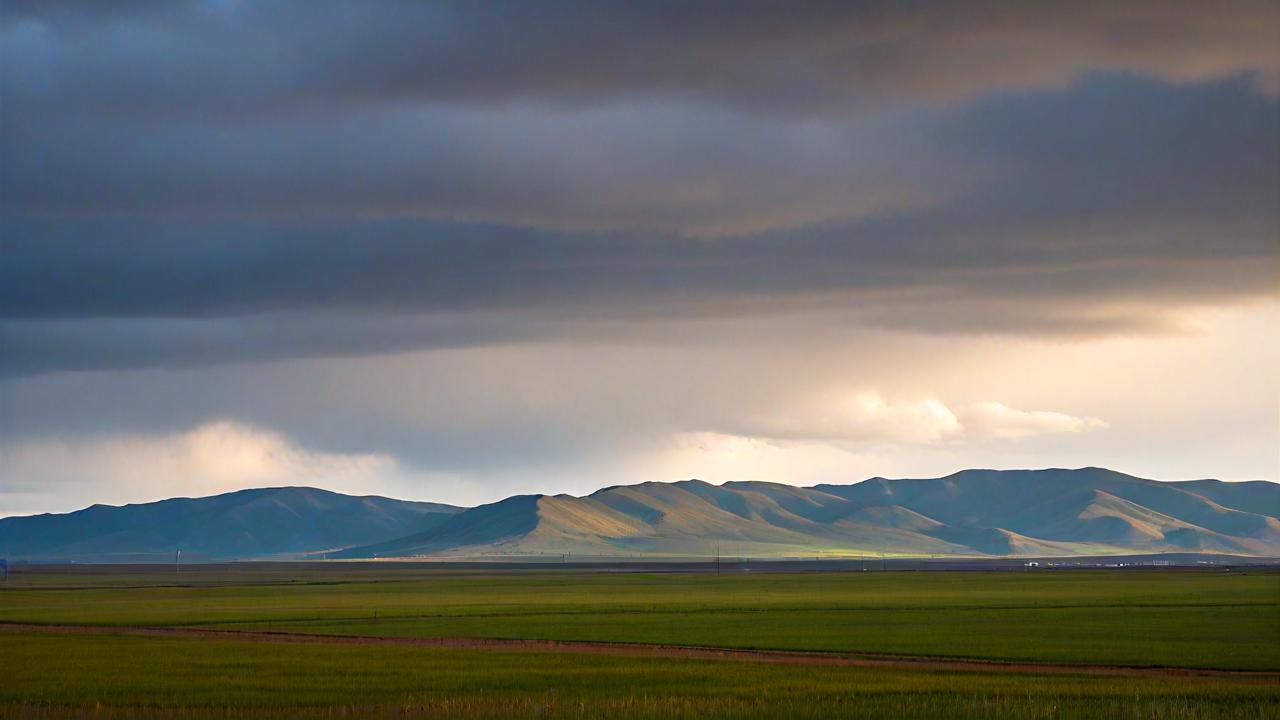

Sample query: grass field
[2,628,1277,720]
[3,569,1277,669]
[1,566,1277,718]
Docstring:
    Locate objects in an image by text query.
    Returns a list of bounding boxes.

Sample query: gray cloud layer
[5,1,1276,117]
[2,2,1277,377]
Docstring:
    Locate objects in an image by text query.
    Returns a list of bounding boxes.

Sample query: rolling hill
[0,487,462,561]
[4,469,1277,561]
[340,468,1280,559]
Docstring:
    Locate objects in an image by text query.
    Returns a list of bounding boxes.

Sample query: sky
[1,1,1277,516]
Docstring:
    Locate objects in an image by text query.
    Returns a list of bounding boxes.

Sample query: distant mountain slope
[0,487,463,561]
[8,470,1277,561]
[339,468,1280,559]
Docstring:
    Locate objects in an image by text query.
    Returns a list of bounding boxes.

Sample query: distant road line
[2,622,1276,681]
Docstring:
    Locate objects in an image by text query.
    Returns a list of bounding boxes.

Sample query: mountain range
[3,468,1277,561]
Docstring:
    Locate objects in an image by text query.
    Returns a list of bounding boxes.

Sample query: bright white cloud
[719,392,1099,446]
[651,399,1106,489]
[730,392,963,445]
[963,402,1107,440]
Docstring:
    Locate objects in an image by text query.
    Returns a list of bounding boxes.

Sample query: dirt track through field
[3,622,1276,681]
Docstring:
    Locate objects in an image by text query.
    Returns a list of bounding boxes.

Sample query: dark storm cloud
[4,77,1275,285]
[0,313,545,376]
[1,3,1277,375]
[1,102,944,233]
[3,0,1276,119]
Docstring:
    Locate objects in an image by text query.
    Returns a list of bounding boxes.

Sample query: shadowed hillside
[0,487,462,561]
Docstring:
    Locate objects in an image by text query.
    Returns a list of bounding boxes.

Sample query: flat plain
[1,564,1277,718]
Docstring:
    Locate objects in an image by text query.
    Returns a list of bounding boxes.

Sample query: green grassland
[1,629,1276,720]
[2,569,1277,669]
[1,567,1277,718]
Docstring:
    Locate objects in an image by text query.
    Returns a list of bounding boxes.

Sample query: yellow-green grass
[2,570,1277,670]
[1,629,1276,720]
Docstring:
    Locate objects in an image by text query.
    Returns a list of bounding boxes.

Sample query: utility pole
[715,543,721,575]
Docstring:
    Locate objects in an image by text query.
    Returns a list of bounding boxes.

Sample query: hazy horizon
[2,1,1278,517]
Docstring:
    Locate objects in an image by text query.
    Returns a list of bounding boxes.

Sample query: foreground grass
[2,570,1277,669]
[1,630,1275,720]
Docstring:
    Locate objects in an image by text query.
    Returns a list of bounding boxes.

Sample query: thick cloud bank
[1,2,1276,511]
